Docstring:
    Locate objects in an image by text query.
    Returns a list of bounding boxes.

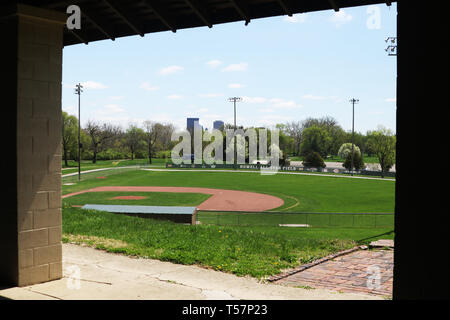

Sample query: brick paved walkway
[273,249,393,297]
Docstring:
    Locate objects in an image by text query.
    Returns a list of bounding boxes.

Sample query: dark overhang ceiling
[6,0,395,46]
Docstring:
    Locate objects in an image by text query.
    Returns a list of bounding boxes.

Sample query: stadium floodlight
[74,83,83,181]
[228,97,242,131]
[385,37,397,56]
[228,97,242,169]
[349,98,359,176]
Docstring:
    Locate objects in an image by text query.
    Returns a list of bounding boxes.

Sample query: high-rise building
[187,117,200,130]
[187,117,203,135]
[213,120,224,130]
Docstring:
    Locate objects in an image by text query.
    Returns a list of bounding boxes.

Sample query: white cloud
[228,83,245,89]
[302,94,327,100]
[139,82,160,91]
[80,81,108,89]
[168,94,183,100]
[283,13,307,23]
[242,96,302,109]
[330,9,353,26]
[198,93,224,98]
[385,98,396,102]
[206,60,222,68]
[222,62,248,72]
[196,108,209,113]
[159,65,184,75]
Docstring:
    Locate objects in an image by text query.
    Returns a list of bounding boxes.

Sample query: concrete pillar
[0,4,66,287]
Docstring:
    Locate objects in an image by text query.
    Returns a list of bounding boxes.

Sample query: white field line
[62,166,138,178]
[142,168,395,181]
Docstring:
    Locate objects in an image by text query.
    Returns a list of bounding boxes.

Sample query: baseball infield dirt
[63,186,284,212]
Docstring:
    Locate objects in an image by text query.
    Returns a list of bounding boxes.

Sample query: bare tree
[143,121,161,164]
[124,123,145,160]
[158,123,175,150]
[285,121,303,156]
[85,120,121,163]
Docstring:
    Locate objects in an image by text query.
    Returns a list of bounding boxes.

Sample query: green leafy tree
[276,124,294,158]
[62,111,78,166]
[301,116,344,156]
[367,126,396,178]
[328,126,347,156]
[302,152,326,168]
[342,151,365,171]
[300,126,332,158]
[338,143,361,160]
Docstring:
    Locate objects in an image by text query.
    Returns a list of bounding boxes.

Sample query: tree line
[62,112,175,165]
[62,112,395,175]
[279,116,396,176]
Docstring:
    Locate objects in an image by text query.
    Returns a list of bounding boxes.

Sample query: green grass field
[63,206,393,278]
[63,170,395,213]
[62,169,395,278]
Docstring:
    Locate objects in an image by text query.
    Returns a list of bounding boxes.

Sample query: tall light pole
[349,98,359,176]
[228,97,242,170]
[75,83,83,181]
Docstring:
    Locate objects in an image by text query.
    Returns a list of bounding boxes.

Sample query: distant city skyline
[62,3,397,134]
[213,120,225,130]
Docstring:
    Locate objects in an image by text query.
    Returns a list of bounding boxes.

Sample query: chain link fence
[197,211,394,228]
[62,165,141,184]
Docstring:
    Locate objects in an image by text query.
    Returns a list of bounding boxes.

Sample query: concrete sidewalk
[0,244,381,300]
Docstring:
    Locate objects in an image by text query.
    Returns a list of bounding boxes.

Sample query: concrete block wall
[16,15,64,287]
[0,5,66,287]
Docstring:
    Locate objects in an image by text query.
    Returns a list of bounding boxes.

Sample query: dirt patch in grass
[63,234,128,249]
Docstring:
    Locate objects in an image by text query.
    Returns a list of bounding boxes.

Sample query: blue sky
[62,3,397,134]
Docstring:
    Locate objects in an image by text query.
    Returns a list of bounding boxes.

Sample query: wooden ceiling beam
[184,0,213,28]
[103,0,144,37]
[143,0,177,33]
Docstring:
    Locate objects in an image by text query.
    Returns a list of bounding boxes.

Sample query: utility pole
[228,97,242,170]
[75,83,83,181]
[349,98,359,176]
